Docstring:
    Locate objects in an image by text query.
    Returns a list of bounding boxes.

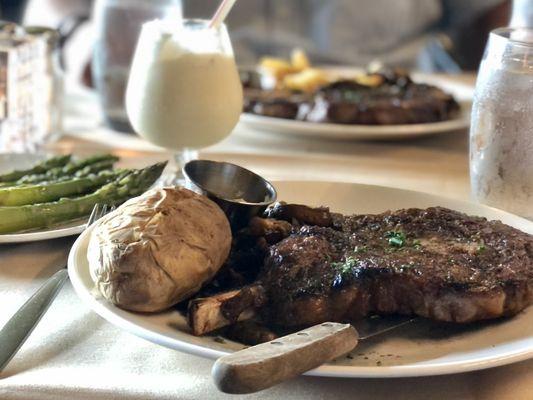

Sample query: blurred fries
[258,58,296,81]
[258,48,386,92]
[354,73,384,87]
[290,49,311,71]
[259,49,326,92]
[283,69,330,93]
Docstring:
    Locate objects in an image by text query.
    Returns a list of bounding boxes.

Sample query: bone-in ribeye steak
[260,207,533,327]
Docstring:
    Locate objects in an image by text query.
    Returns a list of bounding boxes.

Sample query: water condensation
[470,65,533,219]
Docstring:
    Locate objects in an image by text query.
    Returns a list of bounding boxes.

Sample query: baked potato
[87,187,231,312]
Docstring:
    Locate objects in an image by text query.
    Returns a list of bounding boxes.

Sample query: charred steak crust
[260,207,533,327]
[243,73,460,125]
[304,81,460,125]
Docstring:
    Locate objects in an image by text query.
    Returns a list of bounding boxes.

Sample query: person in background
[20,0,510,86]
[0,0,29,22]
[185,0,511,71]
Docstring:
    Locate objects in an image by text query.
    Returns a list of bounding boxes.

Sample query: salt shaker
[470,27,533,219]
[0,24,62,152]
[25,26,64,145]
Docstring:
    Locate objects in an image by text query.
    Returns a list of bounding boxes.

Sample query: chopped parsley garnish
[331,256,360,287]
[331,256,358,276]
[385,231,406,248]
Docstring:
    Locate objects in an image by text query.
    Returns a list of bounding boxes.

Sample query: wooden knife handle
[211,322,358,394]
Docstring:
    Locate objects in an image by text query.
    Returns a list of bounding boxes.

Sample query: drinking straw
[209,0,237,29]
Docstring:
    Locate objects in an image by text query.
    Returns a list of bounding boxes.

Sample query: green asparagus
[9,160,117,188]
[74,160,118,177]
[17,154,119,184]
[0,155,71,182]
[0,161,166,234]
[0,170,128,206]
[61,154,120,175]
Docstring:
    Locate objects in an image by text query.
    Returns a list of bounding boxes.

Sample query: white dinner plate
[0,153,87,243]
[239,109,470,141]
[239,73,472,141]
[68,181,533,378]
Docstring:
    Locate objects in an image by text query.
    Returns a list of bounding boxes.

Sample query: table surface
[1,75,533,400]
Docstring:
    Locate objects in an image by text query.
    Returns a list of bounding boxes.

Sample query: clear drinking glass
[92,0,182,133]
[510,0,533,28]
[470,27,533,219]
[126,19,243,181]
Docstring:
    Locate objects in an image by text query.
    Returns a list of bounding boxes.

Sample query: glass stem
[174,148,198,179]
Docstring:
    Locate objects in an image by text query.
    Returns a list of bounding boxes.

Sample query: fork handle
[0,269,69,373]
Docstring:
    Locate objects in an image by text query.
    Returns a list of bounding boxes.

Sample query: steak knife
[212,315,416,394]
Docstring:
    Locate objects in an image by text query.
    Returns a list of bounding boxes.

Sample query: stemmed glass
[126,18,243,182]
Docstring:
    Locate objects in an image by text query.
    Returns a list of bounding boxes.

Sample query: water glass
[470,28,533,219]
[92,0,182,132]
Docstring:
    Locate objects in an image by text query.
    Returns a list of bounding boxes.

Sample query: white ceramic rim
[0,223,85,244]
[239,109,470,141]
[68,181,533,378]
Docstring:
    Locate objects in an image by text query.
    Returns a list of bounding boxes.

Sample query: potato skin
[88,187,231,312]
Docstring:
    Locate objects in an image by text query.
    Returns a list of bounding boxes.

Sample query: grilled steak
[243,88,309,120]
[242,69,460,125]
[260,207,533,327]
[303,80,459,125]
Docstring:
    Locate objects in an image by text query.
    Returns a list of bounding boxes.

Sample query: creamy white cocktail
[126,19,243,176]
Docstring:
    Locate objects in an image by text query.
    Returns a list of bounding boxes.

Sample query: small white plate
[68,181,533,378]
[0,153,86,243]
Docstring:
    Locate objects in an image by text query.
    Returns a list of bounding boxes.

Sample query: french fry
[290,48,311,71]
[354,73,384,87]
[283,68,330,93]
[259,57,296,82]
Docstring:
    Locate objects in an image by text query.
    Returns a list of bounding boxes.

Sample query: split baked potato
[87,187,231,312]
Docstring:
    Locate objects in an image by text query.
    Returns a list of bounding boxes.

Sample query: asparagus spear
[17,154,119,184]
[0,154,119,187]
[0,170,128,206]
[74,160,118,177]
[10,159,118,187]
[61,154,120,175]
[0,161,167,234]
[0,155,71,182]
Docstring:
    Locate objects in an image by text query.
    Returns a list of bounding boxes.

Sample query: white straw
[209,0,237,29]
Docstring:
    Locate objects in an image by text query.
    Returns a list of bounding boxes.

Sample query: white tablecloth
[2,78,533,399]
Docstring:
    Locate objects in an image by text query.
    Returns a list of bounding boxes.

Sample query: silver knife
[212,316,416,394]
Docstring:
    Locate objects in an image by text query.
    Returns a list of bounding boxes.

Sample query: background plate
[0,153,87,243]
[68,181,533,378]
[239,73,472,140]
[239,109,470,140]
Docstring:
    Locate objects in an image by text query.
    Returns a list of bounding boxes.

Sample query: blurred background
[1,0,514,82]
[0,0,527,144]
